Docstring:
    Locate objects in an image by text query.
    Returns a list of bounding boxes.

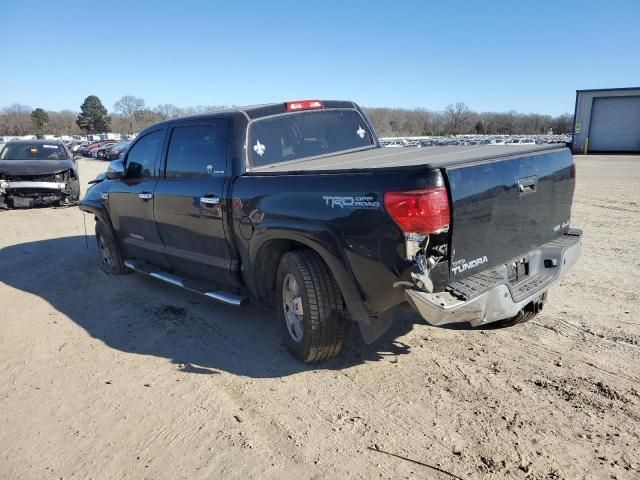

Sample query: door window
[126,130,162,179]
[165,123,227,179]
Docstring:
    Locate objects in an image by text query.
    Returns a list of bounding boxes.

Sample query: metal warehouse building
[573,87,640,153]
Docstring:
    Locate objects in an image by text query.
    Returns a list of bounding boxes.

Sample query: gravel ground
[0,155,638,480]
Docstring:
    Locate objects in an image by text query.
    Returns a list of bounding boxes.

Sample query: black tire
[276,250,345,363]
[95,222,128,274]
[68,179,80,202]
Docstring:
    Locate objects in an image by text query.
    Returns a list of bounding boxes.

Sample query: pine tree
[31,108,49,135]
[76,95,111,133]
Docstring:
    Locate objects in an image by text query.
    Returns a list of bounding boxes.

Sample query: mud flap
[356,308,394,344]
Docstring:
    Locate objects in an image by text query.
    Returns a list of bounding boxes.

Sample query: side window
[165,122,227,179]
[126,130,162,179]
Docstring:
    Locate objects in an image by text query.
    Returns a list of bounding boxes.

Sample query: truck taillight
[384,187,450,234]
[286,100,324,111]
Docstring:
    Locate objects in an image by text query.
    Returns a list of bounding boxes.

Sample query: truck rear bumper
[405,229,582,327]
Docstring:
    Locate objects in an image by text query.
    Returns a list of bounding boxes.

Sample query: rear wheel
[276,250,345,363]
[495,292,547,327]
[95,222,128,274]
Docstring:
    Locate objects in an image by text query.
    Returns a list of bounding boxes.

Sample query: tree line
[366,102,573,136]
[0,95,229,137]
[0,95,574,137]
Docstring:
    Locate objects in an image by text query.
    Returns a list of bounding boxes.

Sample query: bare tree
[444,102,471,135]
[48,110,81,136]
[113,95,146,134]
[154,103,180,120]
[0,104,32,136]
[132,109,165,132]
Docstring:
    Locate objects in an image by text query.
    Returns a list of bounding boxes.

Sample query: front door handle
[200,196,221,207]
[138,192,153,200]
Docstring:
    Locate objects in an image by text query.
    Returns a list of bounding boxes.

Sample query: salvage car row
[72,139,131,160]
[381,134,572,148]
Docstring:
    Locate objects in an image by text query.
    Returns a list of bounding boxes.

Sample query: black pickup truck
[80,100,582,363]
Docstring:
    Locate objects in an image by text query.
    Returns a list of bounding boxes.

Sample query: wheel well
[254,239,314,306]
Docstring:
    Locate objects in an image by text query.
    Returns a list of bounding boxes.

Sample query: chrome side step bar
[124,260,248,306]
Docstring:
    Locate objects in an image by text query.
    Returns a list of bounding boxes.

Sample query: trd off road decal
[323,195,380,209]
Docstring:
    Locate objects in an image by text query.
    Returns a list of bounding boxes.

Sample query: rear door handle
[138,192,153,200]
[200,196,221,207]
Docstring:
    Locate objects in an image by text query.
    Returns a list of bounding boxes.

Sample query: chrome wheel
[282,273,304,342]
[98,234,113,268]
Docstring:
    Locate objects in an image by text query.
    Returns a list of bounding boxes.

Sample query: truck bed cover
[249,144,565,173]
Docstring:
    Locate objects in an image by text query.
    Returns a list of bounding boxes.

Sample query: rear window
[248,109,374,167]
[0,143,66,160]
[165,122,228,179]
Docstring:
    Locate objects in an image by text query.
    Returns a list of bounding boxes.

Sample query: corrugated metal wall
[573,88,640,153]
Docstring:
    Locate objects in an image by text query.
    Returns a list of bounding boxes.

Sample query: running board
[123,259,248,306]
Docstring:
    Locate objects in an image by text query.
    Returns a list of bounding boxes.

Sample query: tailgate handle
[517,176,538,195]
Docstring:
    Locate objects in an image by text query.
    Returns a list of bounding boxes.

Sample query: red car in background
[79,140,117,157]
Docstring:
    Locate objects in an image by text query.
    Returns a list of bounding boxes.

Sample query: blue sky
[1,0,638,115]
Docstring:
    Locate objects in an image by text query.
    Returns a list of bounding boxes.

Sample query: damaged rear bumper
[405,229,582,327]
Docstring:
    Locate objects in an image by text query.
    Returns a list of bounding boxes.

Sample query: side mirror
[105,159,125,180]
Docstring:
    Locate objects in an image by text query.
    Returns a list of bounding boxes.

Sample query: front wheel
[276,250,346,363]
[95,222,128,274]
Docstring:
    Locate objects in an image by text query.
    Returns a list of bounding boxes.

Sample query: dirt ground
[0,155,638,480]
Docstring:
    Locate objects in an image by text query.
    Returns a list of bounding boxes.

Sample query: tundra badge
[451,256,488,275]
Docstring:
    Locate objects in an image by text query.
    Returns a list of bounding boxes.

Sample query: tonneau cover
[249,144,565,173]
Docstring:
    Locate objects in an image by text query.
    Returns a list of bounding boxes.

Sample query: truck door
[107,128,170,267]
[153,119,237,286]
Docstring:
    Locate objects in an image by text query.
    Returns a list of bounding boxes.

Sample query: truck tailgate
[445,148,575,281]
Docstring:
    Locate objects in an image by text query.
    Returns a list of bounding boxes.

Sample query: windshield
[248,109,375,167]
[0,143,67,160]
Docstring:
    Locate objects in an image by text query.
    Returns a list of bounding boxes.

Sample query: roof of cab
[145,100,359,129]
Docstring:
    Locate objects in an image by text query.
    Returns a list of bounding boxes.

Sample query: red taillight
[285,100,324,111]
[384,187,450,233]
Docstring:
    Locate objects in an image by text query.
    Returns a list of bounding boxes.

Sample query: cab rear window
[248,109,374,167]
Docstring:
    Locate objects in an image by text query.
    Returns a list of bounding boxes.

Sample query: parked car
[81,140,116,157]
[0,140,80,208]
[71,141,88,153]
[77,141,101,156]
[106,141,130,160]
[80,99,581,363]
[93,143,117,160]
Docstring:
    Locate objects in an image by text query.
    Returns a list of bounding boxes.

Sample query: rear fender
[248,222,375,334]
